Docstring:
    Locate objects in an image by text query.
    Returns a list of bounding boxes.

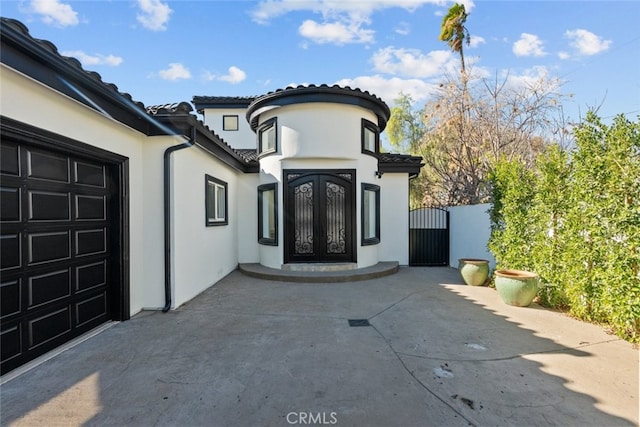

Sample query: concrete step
[238,262,399,283]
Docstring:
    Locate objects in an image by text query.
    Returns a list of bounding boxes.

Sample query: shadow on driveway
[1,267,637,426]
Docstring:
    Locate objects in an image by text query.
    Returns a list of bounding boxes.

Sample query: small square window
[258,118,277,156]
[223,115,239,131]
[362,183,380,245]
[206,175,228,226]
[362,119,379,155]
[258,183,278,245]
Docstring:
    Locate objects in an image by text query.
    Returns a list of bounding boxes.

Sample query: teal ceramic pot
[494,269,539,307]
[458,258,490,286]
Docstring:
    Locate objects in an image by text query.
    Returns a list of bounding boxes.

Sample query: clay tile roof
[146,102,194,115]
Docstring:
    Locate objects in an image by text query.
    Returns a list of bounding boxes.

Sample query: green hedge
[488,112,640,342]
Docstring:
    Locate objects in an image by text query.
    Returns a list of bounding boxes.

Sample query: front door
[284,170,355,263]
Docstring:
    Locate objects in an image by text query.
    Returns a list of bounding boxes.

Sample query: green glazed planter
[458,258,490,286]
[494,269,539,307]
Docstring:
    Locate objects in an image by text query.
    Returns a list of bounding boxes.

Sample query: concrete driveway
[1,267,638,426]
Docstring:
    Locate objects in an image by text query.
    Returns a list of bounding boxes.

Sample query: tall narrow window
[206,175,228,226]
[258,117,277,156]
[223,115,239,131]
[362,119,379,155]
[361,183,380,245]
[258,183,278,245]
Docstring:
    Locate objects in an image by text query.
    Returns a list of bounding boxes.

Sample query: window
[205,175,228,226]
[362,119,379,154]
[258,183,278,245]
[223,115,239,131]
[361,183,380,245]
[258,117,277,156]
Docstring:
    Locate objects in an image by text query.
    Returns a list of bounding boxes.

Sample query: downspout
[162,126,197,312]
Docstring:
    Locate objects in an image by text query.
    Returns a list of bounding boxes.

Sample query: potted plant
[494,269,539,306]
[458,258,490,286]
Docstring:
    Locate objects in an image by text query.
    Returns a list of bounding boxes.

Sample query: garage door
[1,139,118,374]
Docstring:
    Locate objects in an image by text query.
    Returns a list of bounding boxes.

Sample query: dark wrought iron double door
[284,170,355,263]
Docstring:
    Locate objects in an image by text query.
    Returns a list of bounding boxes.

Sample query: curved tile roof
[245,84,391,132]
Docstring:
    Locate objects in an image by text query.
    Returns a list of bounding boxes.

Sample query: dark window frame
[361,183,380,245]
[222,115,239,131]
[361,118,380,156]
[258,183,278,245]
[257,117,277,158]
[205,174,228,226]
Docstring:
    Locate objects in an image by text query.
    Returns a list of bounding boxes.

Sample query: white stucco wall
[379,174,410,265]
[0,65,155,316]
[201,107,255,149]
[171,146,245,308]
[449,203,496,269]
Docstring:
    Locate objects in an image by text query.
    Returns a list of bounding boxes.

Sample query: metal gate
[409,206,449,266]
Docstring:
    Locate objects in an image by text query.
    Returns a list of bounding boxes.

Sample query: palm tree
[439,3,470,79]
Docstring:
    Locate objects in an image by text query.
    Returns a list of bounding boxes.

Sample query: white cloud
[299,19,374,45]
[372,47,455,78]
[564,29,611,56]
[334,75,438,105]
[558,51,570,60]
[203,66,247,84]
[28,0,79,27]
[157,63,191,81]
[137,0,172,31]
[469,35,485,48]
[512,33,546,57]
[251,0,474,46]
[500,66,561,93]
[219,66,247,84]
[395,22,410,36]
[61,50,123,67]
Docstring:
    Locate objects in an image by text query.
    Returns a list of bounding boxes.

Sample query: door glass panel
[294,182,314,255]
[325,181,346,254]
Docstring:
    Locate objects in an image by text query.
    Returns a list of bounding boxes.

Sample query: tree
[439,3,470,80]
[386,71,570,206]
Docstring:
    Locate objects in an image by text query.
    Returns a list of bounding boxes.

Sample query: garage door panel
[76,261,106,293]
[1,187,21,222]
[28,269,71,309]
[75,161,105,188]
[0,325,22,362]
[76,195,106,220]
[1,279,21,319]
[1,234,22,270]
[28,231,71,265]
[27,150,70,183]
[0,142,20,176]
[29,191,71,221]
[1,134,122,374]
[28,307,71,349]
[76,228,106,256]
[76,293,107,327]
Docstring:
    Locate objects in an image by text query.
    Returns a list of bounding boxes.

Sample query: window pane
[216,185,225,220]
[364,128,376,152]
[207,182,216,221]
[223,115,238,131]
[363,189,376,239]
[261,189,275,239]
[261,126,275,152]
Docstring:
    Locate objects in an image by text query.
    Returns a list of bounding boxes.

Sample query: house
[0,18,423,374]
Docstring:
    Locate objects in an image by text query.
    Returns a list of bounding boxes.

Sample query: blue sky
[2,0,639,124]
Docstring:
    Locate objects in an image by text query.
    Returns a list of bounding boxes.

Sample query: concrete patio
[1,267,638,426]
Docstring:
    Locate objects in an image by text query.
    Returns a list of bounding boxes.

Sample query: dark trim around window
[222,115,239,131]
[361,118,380,156]
[257,117,277,158]
[205,174,228,226]
[258,183,278,245]
[361,183,380,245]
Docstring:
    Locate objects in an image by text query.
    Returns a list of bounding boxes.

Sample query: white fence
[448,203,496,269]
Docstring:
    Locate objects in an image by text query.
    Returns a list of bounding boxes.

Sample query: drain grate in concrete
[348,319,371,327]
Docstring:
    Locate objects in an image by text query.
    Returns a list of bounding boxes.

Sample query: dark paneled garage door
[1,139,118,374]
